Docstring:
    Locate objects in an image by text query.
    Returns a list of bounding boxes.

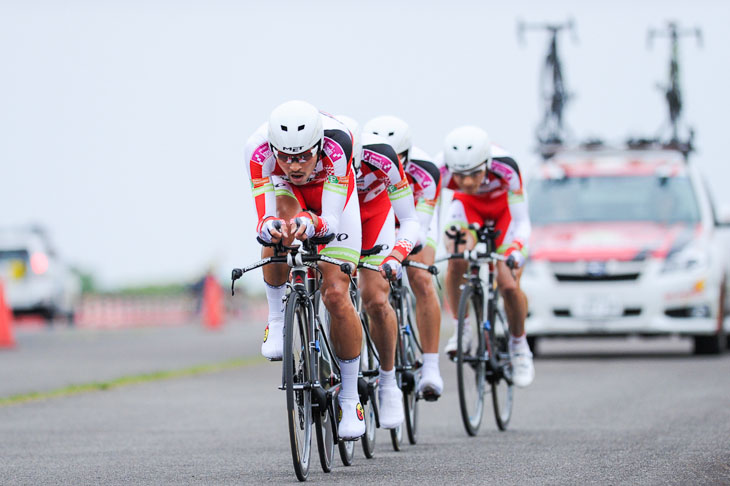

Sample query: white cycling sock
[338,356,360,401]
[422,353,439,372]
[510,333,529,352]
[265,281,285,324]
[378,367,396,390]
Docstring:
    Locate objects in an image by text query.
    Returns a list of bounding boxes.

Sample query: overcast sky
[2,0,728,289]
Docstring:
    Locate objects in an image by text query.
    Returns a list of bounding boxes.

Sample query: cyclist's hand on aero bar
[505,251,524,270]
[259,218,286,244]
[380,255,402,281]
[292,212,316,241]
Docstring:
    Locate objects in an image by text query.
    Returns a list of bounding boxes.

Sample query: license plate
[572,295,622,320]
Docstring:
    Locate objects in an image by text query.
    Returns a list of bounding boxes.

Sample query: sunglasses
[454,164,486,177]
[271,145,319,164]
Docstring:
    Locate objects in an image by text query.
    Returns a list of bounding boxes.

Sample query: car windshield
[528,175,701,225]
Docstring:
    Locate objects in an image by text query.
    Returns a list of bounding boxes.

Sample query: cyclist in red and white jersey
[243,101,364,439]
[363,116,445,399]
[337,115,420,428]
[439,125,534,387]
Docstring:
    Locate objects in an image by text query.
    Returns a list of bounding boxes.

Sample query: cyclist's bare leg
[444,230,476,321]
[261,195,301,286]
[406,246,440,353]
[359,270,396,371]
[496,262,526,337]
[320,261,362,360]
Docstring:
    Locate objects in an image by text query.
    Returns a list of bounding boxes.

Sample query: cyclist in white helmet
[363,115,445,400]
[439,125,535,388]
[244,100,365,439]
[337,114,420,428]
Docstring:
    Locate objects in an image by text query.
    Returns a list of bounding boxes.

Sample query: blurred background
[1,0,728,331]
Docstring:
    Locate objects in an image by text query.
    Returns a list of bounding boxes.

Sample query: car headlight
[661,242,709,273]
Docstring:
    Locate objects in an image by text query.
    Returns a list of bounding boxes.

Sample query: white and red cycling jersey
[402,147,442,247]
[244,113,362,265]
[439,144,531,257]
[244,113,354,238]
[356,133,419,260]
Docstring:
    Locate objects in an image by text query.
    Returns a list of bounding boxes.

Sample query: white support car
[0,226,81,323]
[522,146,730,354]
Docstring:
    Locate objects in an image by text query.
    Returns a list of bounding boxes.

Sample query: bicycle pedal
[266,357,283,362]
[339,437,361,443]
[421,391,440,402]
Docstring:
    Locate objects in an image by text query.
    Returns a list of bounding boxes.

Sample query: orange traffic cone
[0,280,16,349]
[202,275,224,330]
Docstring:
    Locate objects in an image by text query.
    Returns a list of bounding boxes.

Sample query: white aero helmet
[363,115,412,157]
[267,100,323,155]
[443,126,492,173]
[335,115,362,170]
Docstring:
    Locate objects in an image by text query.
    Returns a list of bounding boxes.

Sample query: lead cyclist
[243,100,365,439]
[439,126,535,388]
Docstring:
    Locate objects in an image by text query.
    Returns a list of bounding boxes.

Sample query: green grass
[0,356,264,407]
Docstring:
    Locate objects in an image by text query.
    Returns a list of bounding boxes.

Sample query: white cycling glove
[258,218,284,244]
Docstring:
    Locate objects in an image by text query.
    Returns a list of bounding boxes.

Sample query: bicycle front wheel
[456,283,486,436]
[284,294,314,481]
[360,312,377,459]
[489,304,513,431]
[402,292,420,445]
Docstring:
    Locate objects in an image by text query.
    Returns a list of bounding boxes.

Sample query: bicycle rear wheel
[314,404,335,472]
[284,294,314,481]
[489,304,513,431]
[456,283,486,436]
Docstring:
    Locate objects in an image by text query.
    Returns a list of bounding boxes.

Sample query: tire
[284,294,313,481]
[488,304,513,431]
[402,296,420,445]
[314,404,335,473]
[389,422,403,451]
[693,335,722,355]
[527,335,538,357]
[456,283,487,436]
[360,313,377,459]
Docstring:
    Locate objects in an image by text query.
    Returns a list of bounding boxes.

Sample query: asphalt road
[1,325,729,485]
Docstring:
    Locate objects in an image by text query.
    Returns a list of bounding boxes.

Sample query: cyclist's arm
[411,155,442,242]
[496,157,531,257]
[244,126,279,233]
[315,129,354,237]
[379,146,419,260]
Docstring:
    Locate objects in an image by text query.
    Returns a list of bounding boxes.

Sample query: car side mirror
[717,203,730,227]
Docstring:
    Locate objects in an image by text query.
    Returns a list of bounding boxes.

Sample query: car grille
[554,273,640,282]
[553,307,642,318]
[550,261,645,283]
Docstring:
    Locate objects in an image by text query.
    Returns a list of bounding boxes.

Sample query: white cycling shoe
[338,397,366,440]
[510,350,535,387]
[417,368,444,400]
[444,325,472,358]
[260,321,284,361]
[378,385,405,429]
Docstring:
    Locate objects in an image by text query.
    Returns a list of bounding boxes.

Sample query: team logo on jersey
[336,233,349,241]
[253,143,271,163]
[362,150,392,173]
[323,139,344,162]
[328,175,338,184]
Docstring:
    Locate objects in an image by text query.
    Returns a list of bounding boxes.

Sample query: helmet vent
[388,131,395,136]
[298,124,305,131]
[280,125,288,132]
[467,145,473,150]
[453,146,458,150]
